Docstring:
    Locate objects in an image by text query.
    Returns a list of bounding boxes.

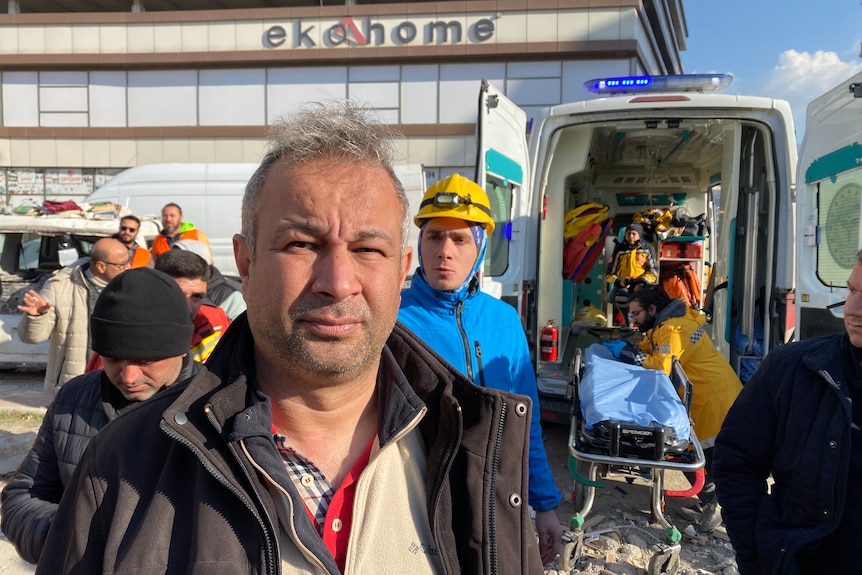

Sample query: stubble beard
[260,302,388,381]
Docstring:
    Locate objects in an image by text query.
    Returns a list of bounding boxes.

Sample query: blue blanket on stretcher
[580,344,691,442]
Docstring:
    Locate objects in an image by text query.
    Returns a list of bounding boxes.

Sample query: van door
[475,80,531,314]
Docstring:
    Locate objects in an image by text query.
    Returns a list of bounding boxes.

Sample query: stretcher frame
[560,348,705,575]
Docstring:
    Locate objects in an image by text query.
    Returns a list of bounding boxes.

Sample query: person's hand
[534,508,563,565]
[603,339,627,358]
[17,290,51,316]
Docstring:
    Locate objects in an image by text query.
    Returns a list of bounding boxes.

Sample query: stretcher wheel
[559,530,584,572]
[646,543,680,575]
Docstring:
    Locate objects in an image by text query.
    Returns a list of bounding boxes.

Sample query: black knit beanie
[90,268,194,360]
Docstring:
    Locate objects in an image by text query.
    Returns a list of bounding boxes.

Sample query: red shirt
[273,425,375,572]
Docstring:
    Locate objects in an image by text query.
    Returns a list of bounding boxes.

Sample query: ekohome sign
[264,16,496,49]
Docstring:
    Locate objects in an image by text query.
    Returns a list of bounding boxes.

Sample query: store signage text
[264,16,495,49]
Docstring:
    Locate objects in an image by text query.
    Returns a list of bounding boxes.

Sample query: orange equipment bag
[661,263,702,308]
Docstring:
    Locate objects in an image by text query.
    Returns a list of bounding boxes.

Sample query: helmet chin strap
[418,222,488,294]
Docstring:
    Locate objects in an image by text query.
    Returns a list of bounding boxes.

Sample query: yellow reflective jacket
[606,239,658,285]
[636,300,741,446]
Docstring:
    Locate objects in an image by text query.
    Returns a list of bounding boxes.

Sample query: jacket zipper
[430,405,463,574]
[455,301,474,381]
[238,442,334,574]
[488,399,506,575]
[474,341,486,387]
[160,415,279,575]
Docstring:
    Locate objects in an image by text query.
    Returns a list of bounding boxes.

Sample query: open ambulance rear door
[475,80,533,320]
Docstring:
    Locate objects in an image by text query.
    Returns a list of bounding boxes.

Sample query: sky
[681,1,862,138]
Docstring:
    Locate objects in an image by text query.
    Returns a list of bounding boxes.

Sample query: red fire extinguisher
[540,319,558,362]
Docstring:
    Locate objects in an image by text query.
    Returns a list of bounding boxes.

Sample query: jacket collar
[801,331,851,383]
[179,313,429,448]
[411,270,476,311]
[656,298,687,324]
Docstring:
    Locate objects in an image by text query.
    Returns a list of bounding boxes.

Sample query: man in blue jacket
[399,173,563,564]
[713,250,862,574]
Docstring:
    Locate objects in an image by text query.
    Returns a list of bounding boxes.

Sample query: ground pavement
[0,370,49,574]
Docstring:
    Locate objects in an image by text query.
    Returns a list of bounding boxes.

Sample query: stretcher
[560,343,705,575]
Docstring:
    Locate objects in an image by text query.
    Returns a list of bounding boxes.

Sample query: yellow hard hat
[414,174,496,234]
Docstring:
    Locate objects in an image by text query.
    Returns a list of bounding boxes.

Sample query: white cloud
[757,49,862,134]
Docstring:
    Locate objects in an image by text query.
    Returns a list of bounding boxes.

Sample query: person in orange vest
[155,247,228,363]
[113,215,152,268]
[150,203,211,260]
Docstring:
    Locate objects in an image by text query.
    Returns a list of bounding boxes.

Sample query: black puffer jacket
[0,357,200,564]
[35,316,543,574]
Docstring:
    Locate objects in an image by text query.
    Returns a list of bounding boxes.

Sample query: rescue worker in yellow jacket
[603,285,741,533]
[606,222,658,325]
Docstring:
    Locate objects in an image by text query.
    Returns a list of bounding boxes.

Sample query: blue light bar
[584,74,734,95]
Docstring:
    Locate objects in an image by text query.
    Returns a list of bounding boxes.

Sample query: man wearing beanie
[398,174,564,565]
[17,237,131,394]
[1,268,200,565]
[606,222,658,326]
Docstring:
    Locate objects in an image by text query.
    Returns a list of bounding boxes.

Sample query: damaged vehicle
[0,213,159,368]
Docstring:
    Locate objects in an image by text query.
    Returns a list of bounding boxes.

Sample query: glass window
[817,169,862,287]
[484,176,512,277]
[19,234,41,271]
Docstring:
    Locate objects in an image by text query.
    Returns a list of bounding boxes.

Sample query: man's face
[420,218,479,291]
[234,158,411,383]
[162,206,182,236]
[95,241,131,282]
[172,277,208,319]
[629,301,656,332]
[625,229,641,245]
[101,355,184,401]
[117,219,139,246]
[845,262,862,347]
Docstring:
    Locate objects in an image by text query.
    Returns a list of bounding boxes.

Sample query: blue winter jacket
[713,332,852,575]
[399,273,562,512]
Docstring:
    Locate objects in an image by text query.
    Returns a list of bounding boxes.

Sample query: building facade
[0,0,687,205]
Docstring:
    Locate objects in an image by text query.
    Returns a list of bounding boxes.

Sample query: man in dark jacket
[0,267,198,564]
[713,249,862,575]
[35,101,542,575]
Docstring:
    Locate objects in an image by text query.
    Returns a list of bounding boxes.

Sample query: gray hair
[241,100,410,260]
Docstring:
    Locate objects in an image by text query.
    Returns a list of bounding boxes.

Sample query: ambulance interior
[533,116,782,393]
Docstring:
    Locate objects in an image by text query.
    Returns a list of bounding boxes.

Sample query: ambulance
[795,69,862,341]
[473,74,800,422]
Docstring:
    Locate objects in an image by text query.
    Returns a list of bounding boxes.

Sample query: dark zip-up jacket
[713,332,852,575]
[1,356,200,564]
[35,315,543,574]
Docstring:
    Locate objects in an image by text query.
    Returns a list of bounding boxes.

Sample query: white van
[86,163,427,280]
[84,163,256,278]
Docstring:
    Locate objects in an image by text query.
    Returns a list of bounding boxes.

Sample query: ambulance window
[817,169,862,287]
[484,176,512,276]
